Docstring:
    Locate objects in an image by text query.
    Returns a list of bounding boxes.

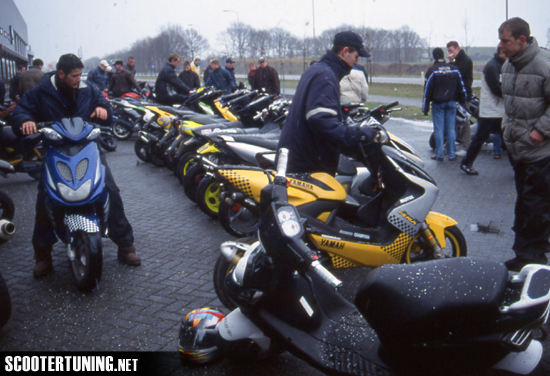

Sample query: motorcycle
[34,118,110,292]
[179,148,550,376]
[0,160,18,330]
[0,116,44,180]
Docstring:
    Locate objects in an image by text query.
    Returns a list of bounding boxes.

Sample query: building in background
[0,0,33,99]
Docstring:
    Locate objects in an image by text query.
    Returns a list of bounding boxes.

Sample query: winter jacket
[124,64,136,77]
[205,67,235,94]
[422,61,467,114]
[178,70,201,90]
[19,67,45,96]
[108,68,141,98]
[502,37,550,163]
[479,53,506,118]
[203,66,212,84]
[278,50,376,175]
[10,72,112,137]
[155,63,191,99]
[452,49,474,101]
[225,66,236,82]
[252,65,280,95]
[340,69,368,103]
[247,70,255,86]
[9,72,22,101]
[87,66,110,91]
[191,63,201,77]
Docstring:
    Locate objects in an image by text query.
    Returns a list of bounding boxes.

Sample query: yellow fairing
[179,120,204,136]
[214,101,238,122]
[217,170,346,205]
[425,211,458,249]
[197,143,220,155]
[309,233,411,268]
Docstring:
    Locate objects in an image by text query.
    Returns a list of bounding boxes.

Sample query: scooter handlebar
[276,148,289,178]
[310,260,342,288]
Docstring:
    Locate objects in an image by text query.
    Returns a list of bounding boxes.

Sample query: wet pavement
[0,117,521,374]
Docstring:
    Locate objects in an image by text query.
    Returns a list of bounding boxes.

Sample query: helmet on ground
[178,307,225,364]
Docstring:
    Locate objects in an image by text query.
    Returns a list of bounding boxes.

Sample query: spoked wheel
[183,163,206,203]
[0,271,11,329]
[403,225,467,264]
[98,133,118,152]
[218,198,259,238]
[196,176,220,219]
[111,120,133,140]
[69,230,103,292]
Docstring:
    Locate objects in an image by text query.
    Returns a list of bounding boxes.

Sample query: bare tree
[220,22,252,62]
[183,28,210,61]
[249,29,271,57]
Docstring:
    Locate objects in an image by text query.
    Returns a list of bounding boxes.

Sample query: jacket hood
[509,37,539,71]
[321,50,353,80]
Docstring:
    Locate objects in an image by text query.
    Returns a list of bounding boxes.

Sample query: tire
[429,132,436,150]
[213,255,240,310]
[0,271,11,329]
[69,230,103,292]
[176,153,200,186]
[0,190,15,221]
[111,120,133,140]
[218,198,260,238]
[403,225,467,264]
[183,163,205,203]
[98,134,118,152]
[145,143,165,167]
[134,138,149,162]
[196,176,220,219]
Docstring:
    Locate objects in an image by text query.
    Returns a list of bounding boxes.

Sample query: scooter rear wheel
[183,163,205,203]
[404,225,467,263]
[111,120,133,140]
[98,133,118,152]
[70,230,103,292]
[213,255,239,311]
[218,198,259,238]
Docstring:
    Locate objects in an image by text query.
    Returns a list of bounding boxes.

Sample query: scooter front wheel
[98,133,118,152]
[218,198,259,238]
[183,163,205,203]
[111,120,133,140]
[404,225,467,263]
[196,176,220,219]
[70,230,103,292]
[213,255,240,311]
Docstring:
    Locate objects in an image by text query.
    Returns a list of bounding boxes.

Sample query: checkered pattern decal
[65,214,99,233]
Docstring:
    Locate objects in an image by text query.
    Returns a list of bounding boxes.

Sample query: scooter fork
[419,222,445,259]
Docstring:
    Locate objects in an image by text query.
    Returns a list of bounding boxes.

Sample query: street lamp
[223,9,240,24]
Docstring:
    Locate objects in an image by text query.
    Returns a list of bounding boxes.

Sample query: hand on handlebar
[22,121,37,135]
[90,106,108,121]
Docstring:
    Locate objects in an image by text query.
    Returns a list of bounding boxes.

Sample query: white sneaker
[455,150,467,157]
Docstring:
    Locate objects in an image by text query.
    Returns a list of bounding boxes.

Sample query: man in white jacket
[340,68,368,103]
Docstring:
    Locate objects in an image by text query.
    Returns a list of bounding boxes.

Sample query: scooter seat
[355,258,509,349]
[229,135,280,149]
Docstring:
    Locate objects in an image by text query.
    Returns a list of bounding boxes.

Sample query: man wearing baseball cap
[278,31,375,175]
[86,59,110,92]
[225,58,236,82]
[252,56,280,95]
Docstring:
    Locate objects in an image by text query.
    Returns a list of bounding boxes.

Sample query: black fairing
[355,258,509,350]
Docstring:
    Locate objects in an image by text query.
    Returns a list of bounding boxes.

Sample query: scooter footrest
[502,328,533,351]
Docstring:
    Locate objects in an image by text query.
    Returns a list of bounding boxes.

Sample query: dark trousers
[512,156,550,263]
[33,153,134,256]
[461,117,503,167]
[156,94,186,106]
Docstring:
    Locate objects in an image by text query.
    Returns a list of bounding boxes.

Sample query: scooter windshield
[52,118,92,141]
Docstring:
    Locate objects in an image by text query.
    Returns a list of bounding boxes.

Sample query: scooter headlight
[277,206,302,238]
[57,179,92,202]
[42,128,63,141]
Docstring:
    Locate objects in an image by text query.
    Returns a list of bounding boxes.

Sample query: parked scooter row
[179,148,550,376]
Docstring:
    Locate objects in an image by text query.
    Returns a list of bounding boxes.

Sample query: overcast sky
[13,0,550,67]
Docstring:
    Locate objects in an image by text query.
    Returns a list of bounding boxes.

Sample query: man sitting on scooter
[10,53,141,278]
[278,31,377,175]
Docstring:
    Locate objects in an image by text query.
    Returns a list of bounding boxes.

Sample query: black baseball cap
[226,58,235,64]
[333,31,371,58]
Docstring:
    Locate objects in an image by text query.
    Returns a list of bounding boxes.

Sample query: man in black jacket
[155,54,192,105]
[422,48,467,161]
[10,53,141,278]
[9,65,26,101]
[108,60,141,98]
[178,61,201,90]
[460,48,507,175]
[278,31,377,175]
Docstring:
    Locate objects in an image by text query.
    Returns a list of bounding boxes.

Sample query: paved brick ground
[0,117,523,374]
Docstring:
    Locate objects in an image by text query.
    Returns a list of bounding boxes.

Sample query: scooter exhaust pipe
[0,219,15,241]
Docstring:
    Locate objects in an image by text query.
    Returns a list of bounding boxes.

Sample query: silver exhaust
[0,219,15,240]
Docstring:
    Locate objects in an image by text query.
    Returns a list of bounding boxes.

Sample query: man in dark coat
[108,60,141,98]
[252,57,280,95]
[86,59,110,92]
[178,61,201,90]
[9,65,26,101]
[19,59,45,96]
[125,56,136,77]
[10,53,141,278]
[447,41,473,101]
[155,54,192,105]
[205,59,236,94]
[422,48,467,161]
[278,31,377,175]
[225,58,236,82]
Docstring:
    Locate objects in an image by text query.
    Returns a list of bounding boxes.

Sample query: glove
[423,112,429,116]
[358,126,379,144]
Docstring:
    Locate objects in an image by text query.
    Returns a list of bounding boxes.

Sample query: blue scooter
[38,117,108,292]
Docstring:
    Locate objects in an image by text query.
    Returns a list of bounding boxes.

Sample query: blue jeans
[493,133,502,155]
[432,101,457,159]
